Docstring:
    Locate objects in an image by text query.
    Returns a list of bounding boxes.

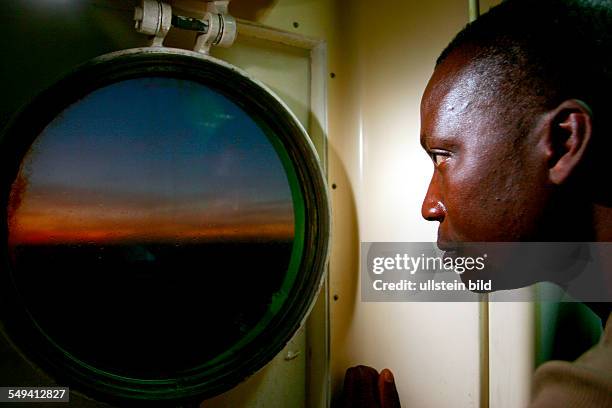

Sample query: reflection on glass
[7,78,296,378]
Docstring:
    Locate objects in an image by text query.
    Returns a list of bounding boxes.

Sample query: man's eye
[430,152,450,166]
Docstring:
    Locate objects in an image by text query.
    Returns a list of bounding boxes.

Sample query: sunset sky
[8,77,295,244]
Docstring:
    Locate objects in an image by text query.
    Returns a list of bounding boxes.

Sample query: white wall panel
[328,1,483,407]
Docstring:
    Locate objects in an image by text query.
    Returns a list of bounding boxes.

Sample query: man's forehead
[422,52,487,117]
[421,50,502,142]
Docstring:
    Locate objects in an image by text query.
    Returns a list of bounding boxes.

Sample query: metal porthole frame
[0,47,330,406]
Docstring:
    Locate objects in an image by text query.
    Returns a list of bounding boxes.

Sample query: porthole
[0,48,329,404]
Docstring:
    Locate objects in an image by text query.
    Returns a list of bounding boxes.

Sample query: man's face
[419,50,551,247]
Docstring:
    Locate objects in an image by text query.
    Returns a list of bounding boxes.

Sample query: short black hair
[437,0,611,138]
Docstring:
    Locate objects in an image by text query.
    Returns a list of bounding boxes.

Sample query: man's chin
[445,243,566,293]
[457,265,540,293]
[457,269,494,293]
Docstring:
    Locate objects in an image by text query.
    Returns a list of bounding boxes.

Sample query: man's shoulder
[529,312,612,407]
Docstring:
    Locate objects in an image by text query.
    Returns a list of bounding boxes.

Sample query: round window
[0,48,329,404]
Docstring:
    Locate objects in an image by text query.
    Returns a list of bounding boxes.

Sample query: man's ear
[542,99,593,185]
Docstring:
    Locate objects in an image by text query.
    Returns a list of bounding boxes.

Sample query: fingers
[378,368,401,408]
[340,366,401,408]
[342,365,381,408]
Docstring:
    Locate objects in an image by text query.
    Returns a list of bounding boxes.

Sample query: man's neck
[593,204,612,241]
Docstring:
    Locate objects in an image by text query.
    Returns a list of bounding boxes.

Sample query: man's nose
[421,179,446,222]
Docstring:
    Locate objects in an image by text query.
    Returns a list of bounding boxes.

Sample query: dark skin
[341,366,400,408]
[420,47,595,245]
[420,46,604,291]
[342,46,611,406]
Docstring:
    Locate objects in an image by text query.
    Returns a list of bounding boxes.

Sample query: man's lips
[436,228,456,251]
[436,241,457,252]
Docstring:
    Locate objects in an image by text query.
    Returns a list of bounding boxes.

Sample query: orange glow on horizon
[10,217,294,244]
[9,194,294,245]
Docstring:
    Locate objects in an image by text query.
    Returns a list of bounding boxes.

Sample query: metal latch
[134,0,237,54]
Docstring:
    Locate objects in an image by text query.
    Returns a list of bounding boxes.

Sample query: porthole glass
[0,48,329,404]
